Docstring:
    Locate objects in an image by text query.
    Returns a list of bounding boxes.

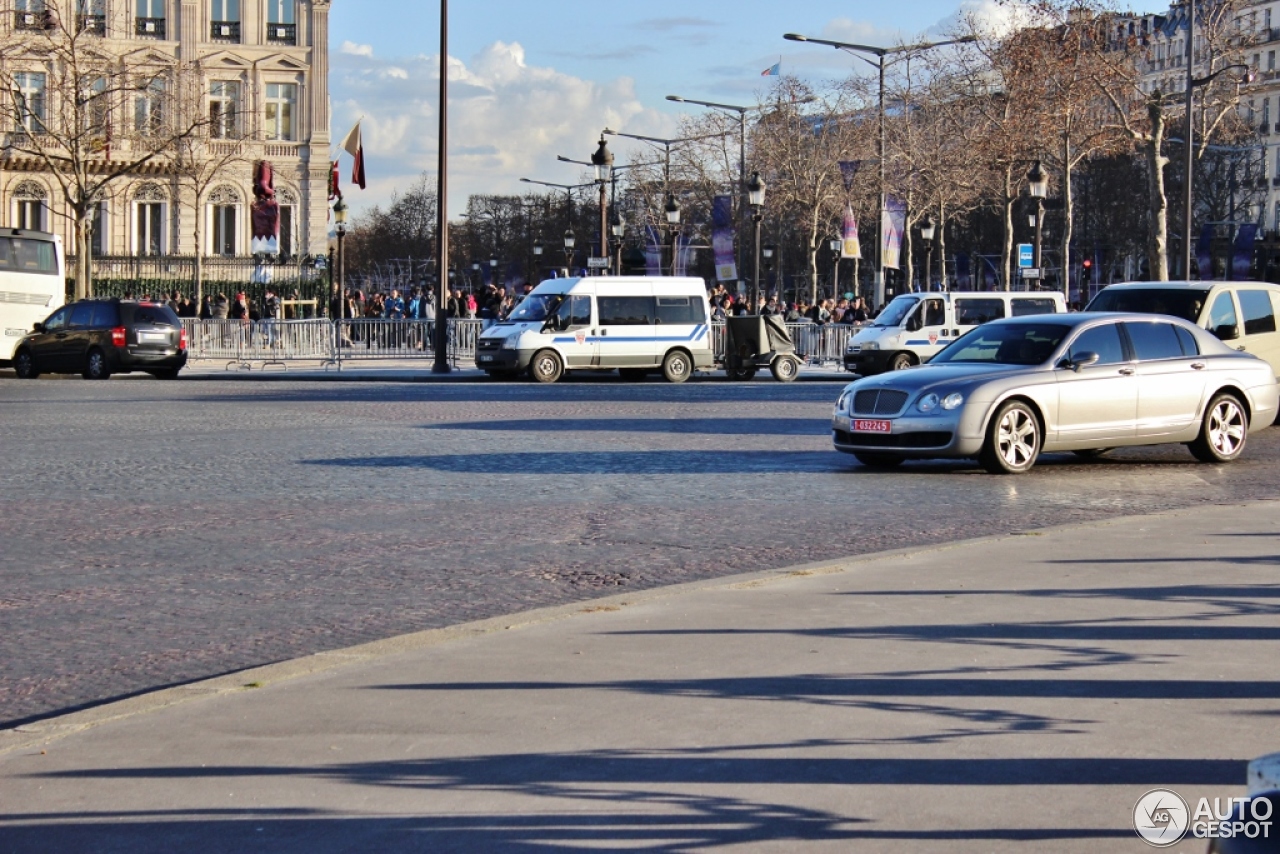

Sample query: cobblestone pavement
[4,376,1280,728]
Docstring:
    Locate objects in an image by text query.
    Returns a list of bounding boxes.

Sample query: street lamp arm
[603,127,732,146]
[1190,63,1254,89]
[666,95,748,114]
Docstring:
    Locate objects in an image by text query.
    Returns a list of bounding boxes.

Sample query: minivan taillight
[179,328,188,351]
[111,326,127,347]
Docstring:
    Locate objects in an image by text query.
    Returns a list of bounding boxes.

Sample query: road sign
[1021,268,1041,279]
[1017,244,1034,268]
[587,257,609,269]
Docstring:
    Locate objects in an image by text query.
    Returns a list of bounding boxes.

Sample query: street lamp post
[333,197,348,299]
[920,214,936,291]
[591,136,613,274]
[610,210,625,275]
[531,236,543,282]
[433,0,450,373]
[784,32,975,308]
[665,194,681,276]
[1027,162,1047,289]
[563,228,575,275]
[747,171,766,310]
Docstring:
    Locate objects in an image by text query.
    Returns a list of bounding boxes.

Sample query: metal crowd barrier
[184,319,336,369]
[707,321,857,366]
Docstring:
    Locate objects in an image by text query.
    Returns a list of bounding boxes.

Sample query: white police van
[475,276,715,383]
[844,290,1067,375]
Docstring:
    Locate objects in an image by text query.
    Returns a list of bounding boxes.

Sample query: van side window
[1238,289,1277,335]
[954,298,1004,325]
[551,295,591,331]
[1011,298,1059,317]
[655,296,705,324]
[923,299,945,326]
[69,302,94,327]
[1208,292,1240,339]
[598,296,654,326]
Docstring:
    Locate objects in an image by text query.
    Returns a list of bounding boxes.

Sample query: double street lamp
[665,194,681,276]
[784,32,975,308]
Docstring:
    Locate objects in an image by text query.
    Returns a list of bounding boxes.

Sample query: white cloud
[340,40,374,58]
[330,42,676,217]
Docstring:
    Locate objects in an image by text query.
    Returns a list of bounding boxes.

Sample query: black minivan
[13,299,188,380]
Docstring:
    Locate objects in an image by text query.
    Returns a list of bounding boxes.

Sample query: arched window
[208,184,242,255]
[133,182,168,255]
[13,180,49,231]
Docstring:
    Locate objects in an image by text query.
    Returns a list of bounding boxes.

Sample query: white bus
[0,229,65,364]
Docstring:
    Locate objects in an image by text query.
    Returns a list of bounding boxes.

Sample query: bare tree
[0,9,211,298]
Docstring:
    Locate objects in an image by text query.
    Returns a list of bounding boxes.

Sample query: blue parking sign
[1017,244,1034,268]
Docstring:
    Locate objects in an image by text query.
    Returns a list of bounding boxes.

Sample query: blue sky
[325,0,1024,216]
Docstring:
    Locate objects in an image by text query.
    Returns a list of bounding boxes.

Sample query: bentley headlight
[836,389,854,412]
[942,392,965,410]
[917,393,940,413]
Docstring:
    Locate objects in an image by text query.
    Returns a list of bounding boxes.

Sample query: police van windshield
[1086,287,1211,323]
[507,293,564,322]
[873,295,920,327]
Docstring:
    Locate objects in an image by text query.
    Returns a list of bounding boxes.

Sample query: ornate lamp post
[563,228,575,275]
[591,136,613,273]
[1027,162,1047,289]
[333,197,348,299]
[665,194,681,276]
[747,172,766,309]
[920,214,936,291]
[827,234,842,300]
[610,210,625,275]
[532,236,543,282]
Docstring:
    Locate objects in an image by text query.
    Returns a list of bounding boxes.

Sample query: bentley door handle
[1119,367,1135,376]
[1190,362,1206,370]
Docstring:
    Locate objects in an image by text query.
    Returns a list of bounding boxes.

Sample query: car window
[1010,297,1060,317]
[124,304,180,327]
[1174,325,1199,355]
[1126,321,1185,361]
[42,306,71,332]
[932,322,1070,364]
[90,302,120,327]
[549,294,590,331]
[1238,289,1278,335]
[1208,291,1239,337]
[1068,323,1126,365]
[954,298,1005,325]
[68,303,94,327]
[598,296,654,326]
[656,296,705,324]
[922,299,945,327]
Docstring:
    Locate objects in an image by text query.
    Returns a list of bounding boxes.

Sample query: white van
[844,290,1067,375]
[1086,281,1280,379]
[475,276,715,383]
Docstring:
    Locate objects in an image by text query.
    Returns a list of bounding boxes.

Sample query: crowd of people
[706,283,873,325]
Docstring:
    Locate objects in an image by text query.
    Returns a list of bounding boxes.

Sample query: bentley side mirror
[1069,351,1100,372]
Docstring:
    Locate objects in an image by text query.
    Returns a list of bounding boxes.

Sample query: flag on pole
[761,60,780,77]
[339,121,366,189]
[882,195,906,270]
[841,206,861,260]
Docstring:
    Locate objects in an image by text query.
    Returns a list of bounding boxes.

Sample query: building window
[136,0,165,37]
[136,203,164,255]
[15,0,46,30]
[266,0,295,43]
[13,72,47,133]
[210,0,239,40]
[90,202,108,256]
[209,81,240,138]
[208,185,241,255]
[264,83,296,141]
[134,77,165,135]
[1270,50,1276,71]
[77,0,105,33]
[1265,98,1271,128]
[85,77,109,137]
[13,181,48,231]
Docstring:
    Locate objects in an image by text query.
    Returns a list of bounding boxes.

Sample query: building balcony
[135,16,165,38]
[77,13,105,33]
[266,22,296,45]
[210,20,240,41]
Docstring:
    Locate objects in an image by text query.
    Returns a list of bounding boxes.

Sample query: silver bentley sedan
[831,312,1280,474]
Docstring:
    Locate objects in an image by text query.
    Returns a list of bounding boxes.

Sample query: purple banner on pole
[711,195,737,282]
[1233,224,1258,280]
[881,196,906,270]
[1196,224,1214,280]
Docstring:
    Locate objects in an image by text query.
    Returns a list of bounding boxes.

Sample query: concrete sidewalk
[3,502,1279,852]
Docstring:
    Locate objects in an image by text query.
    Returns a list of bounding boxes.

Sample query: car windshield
[872,295,920,327]
[506,293,563,322]
[931,322,1072,366]
[1086,287,1211,323]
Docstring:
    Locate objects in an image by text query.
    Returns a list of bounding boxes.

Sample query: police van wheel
[662,350,692,383]
[529,350,563,384]
[889,352,913,371]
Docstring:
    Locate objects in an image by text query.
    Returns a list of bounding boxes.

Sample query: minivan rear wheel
[83,348,111,380]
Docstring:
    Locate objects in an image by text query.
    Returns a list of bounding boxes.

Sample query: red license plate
[853,419,892,433]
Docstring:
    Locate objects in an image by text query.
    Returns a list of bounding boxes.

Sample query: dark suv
[13,299,188,380]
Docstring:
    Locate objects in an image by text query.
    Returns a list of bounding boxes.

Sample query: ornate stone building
[0,0,331,270]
